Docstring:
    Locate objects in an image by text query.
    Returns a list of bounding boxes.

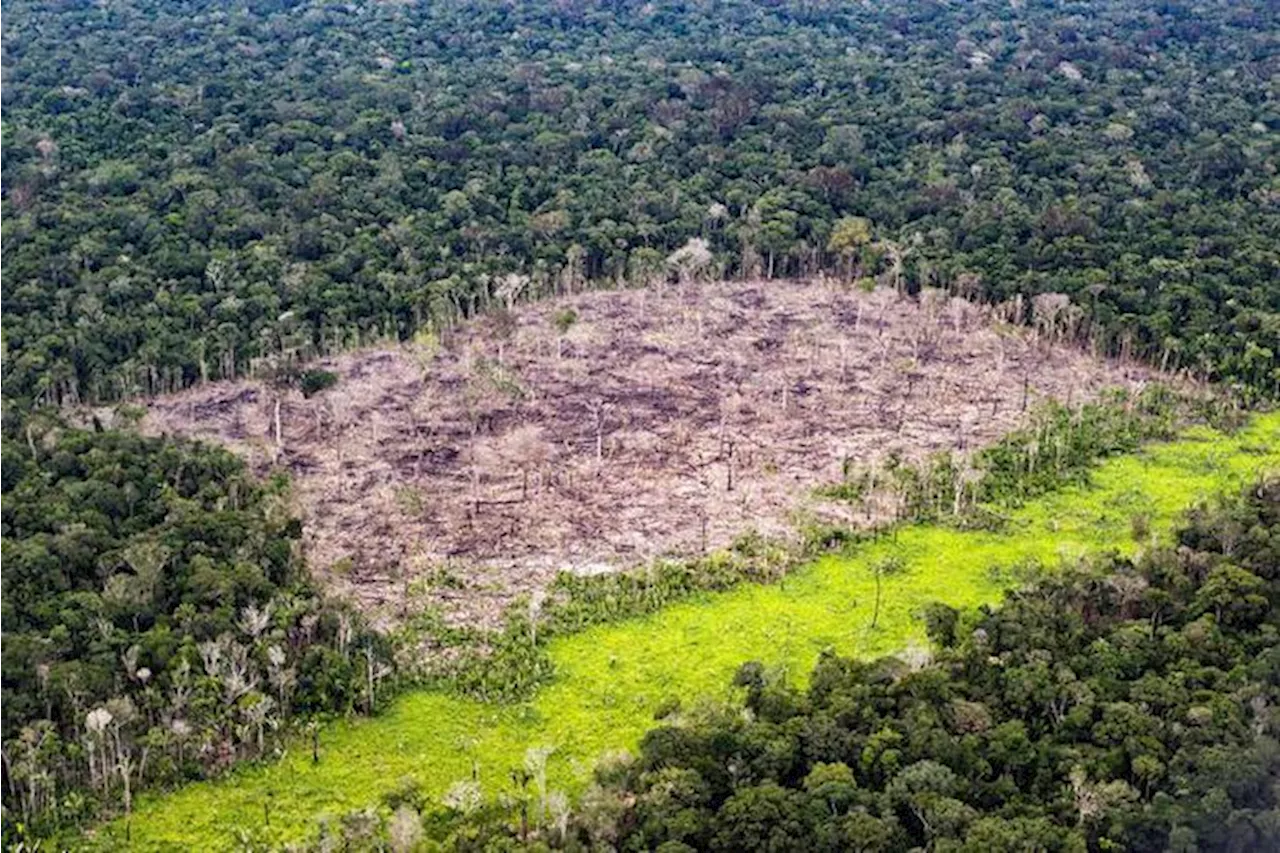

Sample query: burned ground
[138,280,1155,628]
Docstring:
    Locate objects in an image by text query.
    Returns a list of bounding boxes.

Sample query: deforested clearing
[139,280,1154,627]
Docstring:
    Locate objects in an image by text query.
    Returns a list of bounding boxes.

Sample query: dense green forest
[3,0,1279,405]
[413,476,1280,851]
[0,425,392,841]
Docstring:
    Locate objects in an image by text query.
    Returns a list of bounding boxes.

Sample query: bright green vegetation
[98,411,1280,850]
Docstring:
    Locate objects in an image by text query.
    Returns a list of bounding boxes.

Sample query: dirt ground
[137,280,1156,629]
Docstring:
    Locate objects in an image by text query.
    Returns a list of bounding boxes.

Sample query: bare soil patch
[138,280,1154,628]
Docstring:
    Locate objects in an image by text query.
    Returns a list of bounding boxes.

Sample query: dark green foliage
[922,603,960,649]
[3,0,1279,405]
[0,422,392,840]
[299,369,338,399]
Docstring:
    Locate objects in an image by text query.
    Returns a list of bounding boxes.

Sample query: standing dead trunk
[724,440,736,492]
[117,749,134,816]
[587,400,606,463]
[471,467,481,515]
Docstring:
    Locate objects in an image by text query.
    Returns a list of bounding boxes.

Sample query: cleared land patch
[96,413,1280,850]
[139,280,1152,627]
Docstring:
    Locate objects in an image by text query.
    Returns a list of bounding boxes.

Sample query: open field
[138,280,1153,628]
[90,411,1280,850]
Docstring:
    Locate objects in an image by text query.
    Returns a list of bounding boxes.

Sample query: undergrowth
[412,532,797,703]
[818,385,1235,530]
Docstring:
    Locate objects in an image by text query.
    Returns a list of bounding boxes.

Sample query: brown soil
[136,280,1155,629]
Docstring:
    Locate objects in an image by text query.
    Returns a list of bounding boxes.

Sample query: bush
[300,369,339,398]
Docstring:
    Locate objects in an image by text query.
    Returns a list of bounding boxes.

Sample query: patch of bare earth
[138,280,1155,629]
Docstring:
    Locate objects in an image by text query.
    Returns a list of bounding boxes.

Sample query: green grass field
[91,413,1280,850]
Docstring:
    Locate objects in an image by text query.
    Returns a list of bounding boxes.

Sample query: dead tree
[585,399,608,464]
